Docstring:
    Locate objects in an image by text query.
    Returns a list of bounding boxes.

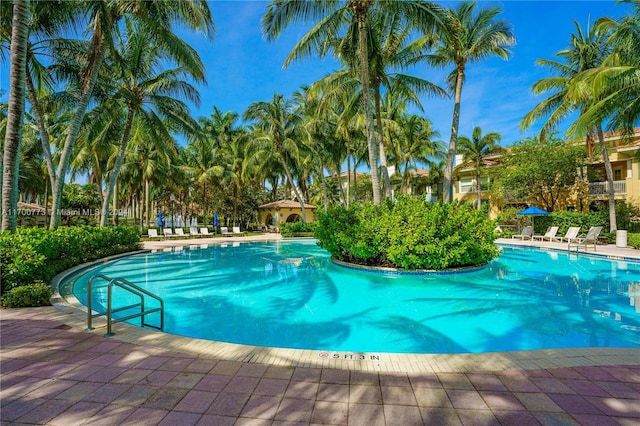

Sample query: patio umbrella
[213,212,218,234]
[516,206,550,231]
[157,211,163,228]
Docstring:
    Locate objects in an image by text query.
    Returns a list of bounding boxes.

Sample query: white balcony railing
[588,180,626,196]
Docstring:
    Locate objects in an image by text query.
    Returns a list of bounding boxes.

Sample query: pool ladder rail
[86,274,164,337]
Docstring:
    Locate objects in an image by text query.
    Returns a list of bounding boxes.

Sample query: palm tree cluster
[521,0,640,232]
[2,1,636,233]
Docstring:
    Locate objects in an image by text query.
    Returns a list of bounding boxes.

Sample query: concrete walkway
[1,236,640,424]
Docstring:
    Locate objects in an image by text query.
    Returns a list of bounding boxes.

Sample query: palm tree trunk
[100,108,135,227]
[25,66,55,190]
[2,0,30,232]
[444,68,464,204]
[596,124,616,232]
[476,171,482,210]
[354,6,381,206]
[374,84,391,199]
[278,149,306,223]
[345,148,351,208]
[145,178,150,228]
[50,17,107,229]
[320,167,328,212]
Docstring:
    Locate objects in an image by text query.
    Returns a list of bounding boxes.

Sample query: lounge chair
[512,225,533,240]
[551,226,581,243]
[220,227,232,237]
[568,226,603,251]
[532,226,559,241]
[200,227,212,236]
[174,228,186,238]
[189,227,201,238]
[232,226,246,236]
[148,229,160,239]
[163,228,177,238]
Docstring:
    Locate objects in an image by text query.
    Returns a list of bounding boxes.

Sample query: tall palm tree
[46,0,213,229]
[521,19,617,231]
[244,94,307,222]
[390,113,443,195]
[1,0,30,232]
[569,2,640,135]
[262,0,441,206]
[457,126,503,209]
[415,1,514,203]
[94,17,204,227]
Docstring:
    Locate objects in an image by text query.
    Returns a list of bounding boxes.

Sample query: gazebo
[257,200,317,231]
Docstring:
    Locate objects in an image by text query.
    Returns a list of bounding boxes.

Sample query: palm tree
[521,19,617,231]
[262,0,442,206]
[46,0,213,229]
[1,0,30,232]
[93,17,204,227]
[390,113,443,195]
[244,94,307,222]
[569,3,640,135]
[415,1,514,203]
[457,126,503,209]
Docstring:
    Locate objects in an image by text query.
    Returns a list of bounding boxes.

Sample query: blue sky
[1,1,633,148]
[187,0,632,147]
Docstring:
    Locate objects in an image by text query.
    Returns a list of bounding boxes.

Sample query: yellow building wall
[258,207,316,229]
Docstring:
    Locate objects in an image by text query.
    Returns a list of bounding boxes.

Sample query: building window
[458,177,474,193]
[614,169,622,181]
[458,176,490,193]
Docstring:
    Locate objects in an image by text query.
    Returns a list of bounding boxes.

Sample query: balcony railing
[589,180,626,196]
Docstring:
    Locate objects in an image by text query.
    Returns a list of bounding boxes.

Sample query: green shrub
[0,282,52,308]
[0,226,140,294]
[315,197,499,270]
[628,233,640,249]
[280,221,318,237]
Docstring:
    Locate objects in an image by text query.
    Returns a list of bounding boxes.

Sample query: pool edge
[49,246,640,374]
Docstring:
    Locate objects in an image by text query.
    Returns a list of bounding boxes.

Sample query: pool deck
[1,235,639,424]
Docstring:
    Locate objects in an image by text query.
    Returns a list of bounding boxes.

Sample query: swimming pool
[65,240,640,354]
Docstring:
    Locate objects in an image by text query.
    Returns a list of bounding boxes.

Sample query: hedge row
[0,226,141,294]
[279,221,318,237]
[315,198,500,270]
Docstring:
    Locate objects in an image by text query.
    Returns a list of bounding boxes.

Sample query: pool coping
[49,236,640,374]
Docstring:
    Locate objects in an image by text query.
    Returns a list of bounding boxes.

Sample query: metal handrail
[86,274,164,336]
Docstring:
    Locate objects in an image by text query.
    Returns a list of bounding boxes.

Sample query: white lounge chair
[174,228,186,238]
[532,226,559,241]
[148,229,160,239]
[552,227,581,243]
[220,227,232,237]
[232,226,246,236]
[569,226,603,251]
[189,227,201,238]
[163,228,177,238]
[512,226,533,240]
[200,227,211,236]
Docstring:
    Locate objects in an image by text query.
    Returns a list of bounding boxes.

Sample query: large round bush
[315,198,500,270]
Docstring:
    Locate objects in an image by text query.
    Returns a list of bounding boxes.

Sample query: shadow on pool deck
[1,307,639,425]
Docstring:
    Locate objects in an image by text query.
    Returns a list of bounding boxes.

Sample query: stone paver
[3,233,640,426]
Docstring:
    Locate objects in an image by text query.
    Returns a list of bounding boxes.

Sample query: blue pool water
[67,240,640,354]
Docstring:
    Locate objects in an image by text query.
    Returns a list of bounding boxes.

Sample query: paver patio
[2,307,639,425]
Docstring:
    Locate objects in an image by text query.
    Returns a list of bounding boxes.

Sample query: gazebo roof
[258,200,317,209]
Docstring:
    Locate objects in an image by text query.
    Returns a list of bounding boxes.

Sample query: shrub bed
[0,226,141,301]
[279,221,318,237]
[315,198,499,270]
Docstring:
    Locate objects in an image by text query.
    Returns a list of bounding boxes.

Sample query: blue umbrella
[516,206,550,231]
[516,206,550,216]
[213,212,218,227]
[157,211,163,228]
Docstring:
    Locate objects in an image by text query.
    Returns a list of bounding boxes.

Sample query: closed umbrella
[213,212,218,234]
[157,211,163,228]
